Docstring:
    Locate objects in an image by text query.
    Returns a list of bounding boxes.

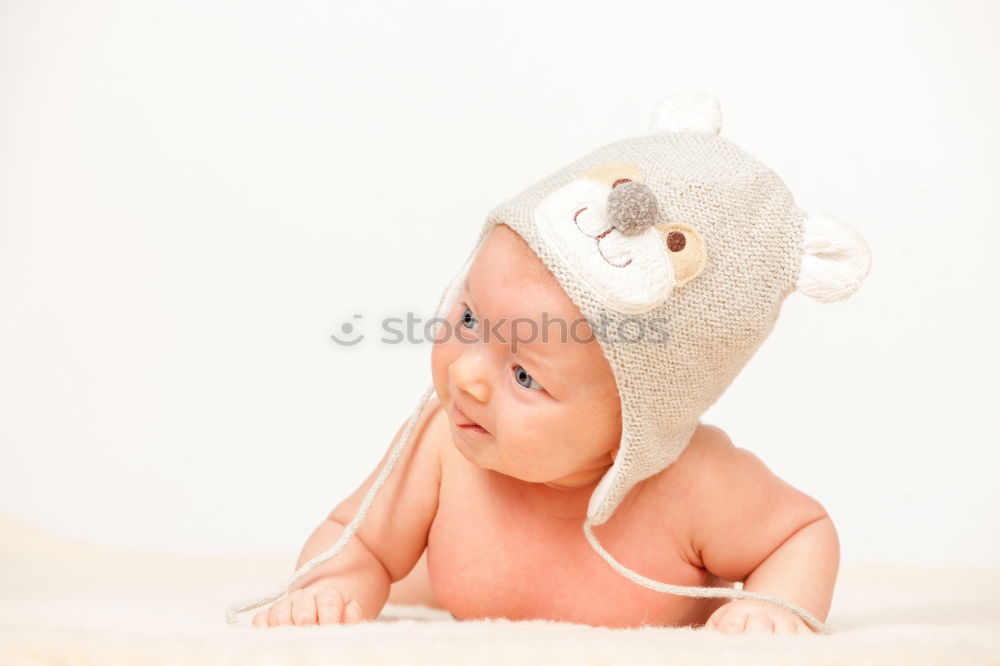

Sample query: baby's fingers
[343,600,364,625]
[796,618,815,634]
[292,588,319,626]
[715,612,747,634]
[706,605,745,634]
[268,597,294,626]
[743,612,774,633]
[703,607,727,632]
[771,613,801,634]
[315,587,347,625]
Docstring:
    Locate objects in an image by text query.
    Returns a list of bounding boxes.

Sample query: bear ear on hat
[649,90,722,135]
[795,212,872,303]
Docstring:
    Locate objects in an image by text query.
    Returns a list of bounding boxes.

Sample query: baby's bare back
[392,401,733,628]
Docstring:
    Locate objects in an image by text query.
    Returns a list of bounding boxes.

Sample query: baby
[228,92,870,634]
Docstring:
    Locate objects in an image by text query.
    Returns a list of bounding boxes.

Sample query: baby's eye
[512,364,544,391]
[460,305,479,331]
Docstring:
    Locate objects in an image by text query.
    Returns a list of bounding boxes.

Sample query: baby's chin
[448,421,495,466]
[454,438,606,489]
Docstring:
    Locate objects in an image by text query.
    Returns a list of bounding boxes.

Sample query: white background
[1,0,998,567]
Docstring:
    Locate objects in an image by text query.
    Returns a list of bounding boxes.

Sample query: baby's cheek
[513,413,580,478]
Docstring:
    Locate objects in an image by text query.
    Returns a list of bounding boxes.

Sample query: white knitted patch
[648,91,722,135]
[534,178,675,314]
[796,212,871,303]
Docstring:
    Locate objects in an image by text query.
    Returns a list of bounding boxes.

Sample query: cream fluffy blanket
[1,514,998,665]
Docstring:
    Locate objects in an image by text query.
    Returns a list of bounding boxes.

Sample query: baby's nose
[449,353,490,403]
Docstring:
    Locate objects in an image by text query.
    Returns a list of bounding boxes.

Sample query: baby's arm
[253,397,446,626]
[683,426,839,634]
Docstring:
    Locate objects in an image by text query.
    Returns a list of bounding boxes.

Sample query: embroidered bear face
[534,163,706,314]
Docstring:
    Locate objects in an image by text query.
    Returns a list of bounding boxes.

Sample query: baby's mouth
[450,402,490,435]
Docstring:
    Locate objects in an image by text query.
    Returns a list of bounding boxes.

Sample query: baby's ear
[795,212,872,303]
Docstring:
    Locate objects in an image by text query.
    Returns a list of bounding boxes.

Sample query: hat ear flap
[795,212,871,303]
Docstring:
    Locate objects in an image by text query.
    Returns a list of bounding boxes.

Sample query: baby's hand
[704,599,814,634]
[251,585,365,627]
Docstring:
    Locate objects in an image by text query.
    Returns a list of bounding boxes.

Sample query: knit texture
[447,131,804,524]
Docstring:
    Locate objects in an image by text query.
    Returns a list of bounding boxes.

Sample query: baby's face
[431,224,622,489]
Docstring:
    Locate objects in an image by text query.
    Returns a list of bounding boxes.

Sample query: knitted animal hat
[227,91,871,633]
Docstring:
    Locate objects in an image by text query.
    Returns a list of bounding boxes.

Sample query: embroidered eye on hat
[227,91,871,634]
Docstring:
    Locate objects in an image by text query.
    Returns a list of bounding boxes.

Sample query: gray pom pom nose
[607,181,659,236]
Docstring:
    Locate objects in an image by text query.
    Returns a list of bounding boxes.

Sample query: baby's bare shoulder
[641,423,736,497]
[663,423,793,490]
[679,423,735,464]
[652,423,828,579]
